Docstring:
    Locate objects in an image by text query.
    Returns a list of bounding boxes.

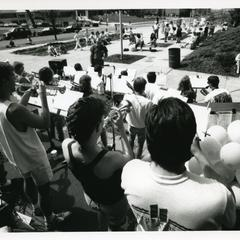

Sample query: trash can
[168,48,181,68]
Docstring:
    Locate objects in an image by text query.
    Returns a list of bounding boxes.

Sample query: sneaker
[47,212,71,231]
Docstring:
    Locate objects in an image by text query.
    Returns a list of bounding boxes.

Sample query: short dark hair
[207,75,219,89]
[120,70,128,76]
[147,72,156,83]
[13,61,24,75]
[39,67,53,84]
[133,77,147,93]
[66,96,106,145]
[214,92,232,103]
[145,98,196,172]
[0,62,14,88]
[79,74,93,97]
[177,75,192,91]
[74,63,83,71]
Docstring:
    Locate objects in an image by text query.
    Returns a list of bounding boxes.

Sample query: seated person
[13,61,34,95]
[48,44,59,57]
[74,63,83,71]
[121,97,236,230]
[213,92,232,103]
[177,75,196,103]
[203,75,230,103]
[135,34,144,51]
[129,30,136,45]
[59,43,67,54]
[39,67,65,142]
[63,96,134,230]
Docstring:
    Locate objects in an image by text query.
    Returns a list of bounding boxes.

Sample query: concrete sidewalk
[0,24,239,102]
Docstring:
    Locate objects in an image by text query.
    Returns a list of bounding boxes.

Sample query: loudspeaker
[48,59,67,76]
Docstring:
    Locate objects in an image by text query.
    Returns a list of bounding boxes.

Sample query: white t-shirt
[145,83,161,101]
[121,160,236,231]
[204,88,229,103]
[0,100,51,174]
[123,94,152,129]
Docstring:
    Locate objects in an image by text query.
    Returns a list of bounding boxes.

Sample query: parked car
[38,27,62,36]
[2,27,31,40]
[63,24,82,33]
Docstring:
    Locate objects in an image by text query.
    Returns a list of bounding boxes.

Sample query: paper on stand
[53,89,83,112]
[189,104,211,140]
[105,76,132,94]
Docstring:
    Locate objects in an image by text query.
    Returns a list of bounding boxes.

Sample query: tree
[46,10,58,41]
[229,9,240,27]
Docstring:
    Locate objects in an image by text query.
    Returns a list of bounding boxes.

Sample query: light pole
[119,10,123,60]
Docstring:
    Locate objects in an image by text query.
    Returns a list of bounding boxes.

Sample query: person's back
[64,96,134,230]
[122,160,235,230]
[121,98,236,230]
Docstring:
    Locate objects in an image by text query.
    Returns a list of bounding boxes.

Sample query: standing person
[121,97,236,231]
[90,39,108,69]
[152,21,159,39]
[120,77,153,159]
[0,62,69,230]
[74,30,82,51]
[63,96,134,230]
[164,23,170,43]
[176,24,182,43]
[39,67,65,142]
[235,53,240,75]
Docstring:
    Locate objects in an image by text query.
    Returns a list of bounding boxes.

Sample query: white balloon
[227,120,240,143]
[188,157,202,175]
[200,136,222,165]
[220,142,240,169]
[207,125,228,146]
[236,169,240,184]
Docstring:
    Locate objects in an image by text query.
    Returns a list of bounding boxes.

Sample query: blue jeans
[129,126,145,159]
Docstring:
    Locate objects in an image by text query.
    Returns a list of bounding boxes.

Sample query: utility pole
[119,10,123,60]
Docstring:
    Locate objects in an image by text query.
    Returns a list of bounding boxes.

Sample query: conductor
[90,39,108,69]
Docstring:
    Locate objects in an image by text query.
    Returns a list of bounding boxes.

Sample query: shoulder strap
[90,149,108,167]
[67,140,76,161]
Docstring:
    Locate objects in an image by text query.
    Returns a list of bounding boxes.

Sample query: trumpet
[15,82,66,94]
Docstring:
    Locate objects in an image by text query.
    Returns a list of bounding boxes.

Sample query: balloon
[200,136,222,165]
[227,120,240,143]
[220,142,240,169]
[236,169,240,184]
[188,157,203,175]
[207,125,228,146]
[231,183,240,208]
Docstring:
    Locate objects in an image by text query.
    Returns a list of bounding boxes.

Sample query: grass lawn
[105,54,145,64]
[180,26,240,77]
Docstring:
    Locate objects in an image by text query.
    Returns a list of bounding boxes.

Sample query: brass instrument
[15,82,66,94]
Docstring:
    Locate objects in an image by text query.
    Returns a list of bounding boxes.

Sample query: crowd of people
[0,55,238,232]
[0,16,239,232]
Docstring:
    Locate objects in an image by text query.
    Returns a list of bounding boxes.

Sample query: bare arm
[19,88,33,106]
[110,108,134,160]
[9,81,50,130]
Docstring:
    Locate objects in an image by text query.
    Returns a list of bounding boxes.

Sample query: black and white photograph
[1,0,240,239]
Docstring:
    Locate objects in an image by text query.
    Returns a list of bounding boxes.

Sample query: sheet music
[189,104,211,140]
[190,75,208,89]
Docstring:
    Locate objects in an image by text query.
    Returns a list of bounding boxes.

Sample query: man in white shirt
[145,72,159,101]
[121,77,153,159]
[121,97,236,230]
[204,75,230,103]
